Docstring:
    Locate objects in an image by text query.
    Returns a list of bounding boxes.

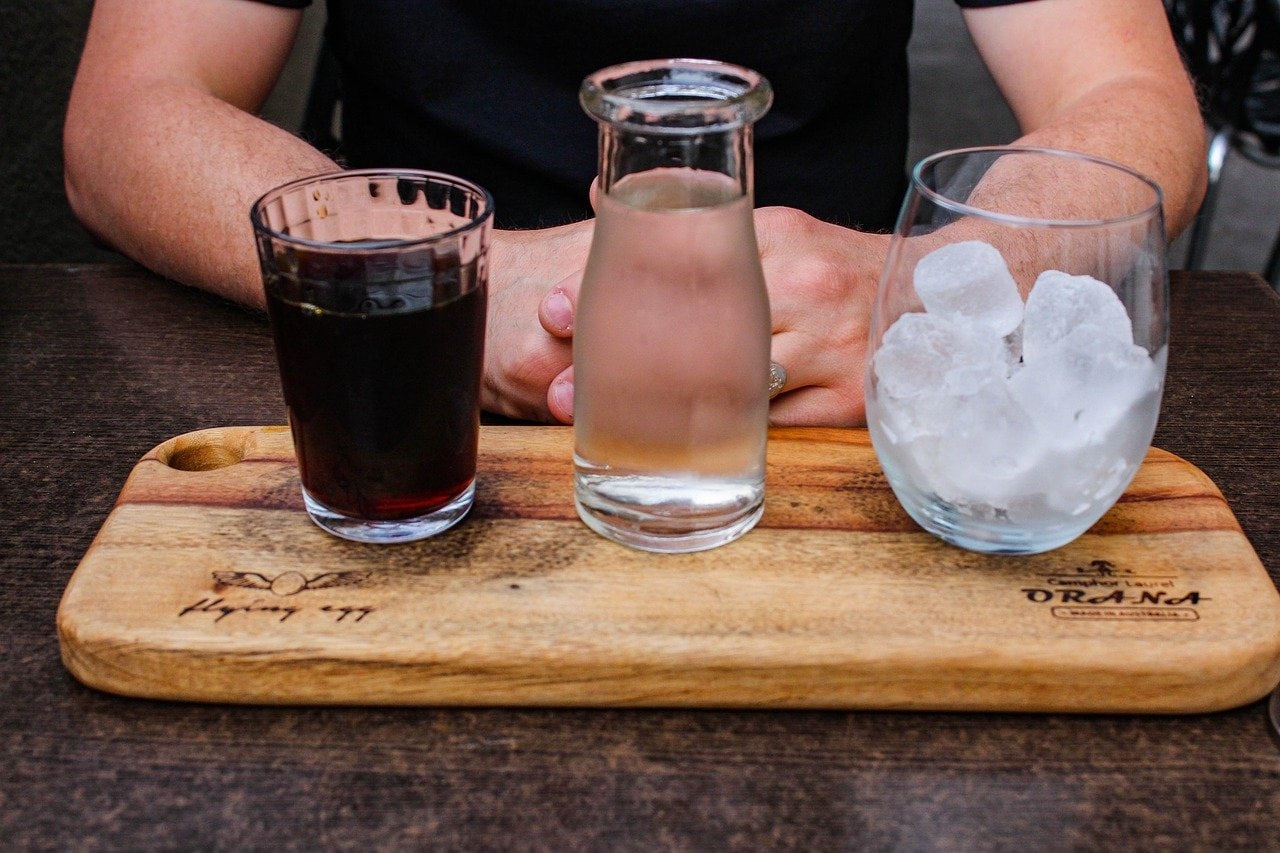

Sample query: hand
[754,206,888,426]
[537,205,888,426]
[483,221,593,422]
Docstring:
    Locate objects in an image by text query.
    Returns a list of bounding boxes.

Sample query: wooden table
[3,263,1278,848]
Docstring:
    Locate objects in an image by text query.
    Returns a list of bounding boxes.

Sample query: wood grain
[57,425,1280,712]
[7,266,1280,849]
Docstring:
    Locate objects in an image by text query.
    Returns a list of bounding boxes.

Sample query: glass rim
[580,58,773,132]
[249,168,495,252]
[910,146,1165,228]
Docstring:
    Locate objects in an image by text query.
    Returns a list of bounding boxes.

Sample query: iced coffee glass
[252,170,492,544]
[865,147,1168,554]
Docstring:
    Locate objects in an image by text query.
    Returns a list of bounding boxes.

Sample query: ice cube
[1042,449,1135,517]
[873,312,1006,400]
[933,380,1047,509]
[1022,270,1133,362]
[1002,325,1024,372]
[876,386,963,445]
[912,240,1024,336]
[1008,323,1160,448]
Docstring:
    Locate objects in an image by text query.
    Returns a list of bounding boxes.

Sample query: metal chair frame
[1167,0,1280,287]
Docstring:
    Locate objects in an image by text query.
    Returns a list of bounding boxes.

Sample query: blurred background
[4,0,1278,272]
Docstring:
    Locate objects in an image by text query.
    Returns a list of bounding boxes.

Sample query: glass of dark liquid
[251,170,492,543]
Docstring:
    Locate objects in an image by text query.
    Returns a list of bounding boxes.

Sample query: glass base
[574,473,764,553]
[302,481,474,544]
[895,490,1095,555]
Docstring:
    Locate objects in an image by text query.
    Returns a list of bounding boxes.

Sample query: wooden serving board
[58,426,1280,713]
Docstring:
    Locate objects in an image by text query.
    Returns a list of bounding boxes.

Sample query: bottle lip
[580,58,773,132]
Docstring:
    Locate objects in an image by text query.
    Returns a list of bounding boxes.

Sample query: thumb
[546,365,575,424]
[538,269,583,338]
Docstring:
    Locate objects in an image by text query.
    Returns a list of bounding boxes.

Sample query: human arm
[542,0,1205,426]
[64,0,586,421]
[63,0,336,307]
[964,0,1206,238]
[769,0,1206,424]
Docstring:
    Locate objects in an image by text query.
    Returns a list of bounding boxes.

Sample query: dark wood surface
[3,263,1278,848]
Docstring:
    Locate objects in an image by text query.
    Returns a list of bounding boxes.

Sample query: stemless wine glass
[865,147,1169,554]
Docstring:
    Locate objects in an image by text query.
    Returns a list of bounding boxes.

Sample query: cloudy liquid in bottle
[573,168,771,552]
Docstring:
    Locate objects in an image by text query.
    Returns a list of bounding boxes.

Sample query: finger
[589,177,601,212]
[538,271,583,338]
[767,330,868,426]
[766,329,818,394]
[768,386,866,428]
[546,365,575,424]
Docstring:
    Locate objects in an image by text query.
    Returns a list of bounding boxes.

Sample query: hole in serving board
[156,430,249,471]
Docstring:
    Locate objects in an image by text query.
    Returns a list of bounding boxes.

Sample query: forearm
[965,0,1207,241]
[65,79,337,309]
[1006,75,1206,238]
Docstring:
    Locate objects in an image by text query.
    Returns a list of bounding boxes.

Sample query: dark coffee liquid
[264,248,486,521]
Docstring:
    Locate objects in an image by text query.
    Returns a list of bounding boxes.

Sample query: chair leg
[1265,225,1280,291]
[1185,128,1233,270]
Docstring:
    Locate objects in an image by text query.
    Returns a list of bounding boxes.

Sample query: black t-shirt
[258,0,1035,229]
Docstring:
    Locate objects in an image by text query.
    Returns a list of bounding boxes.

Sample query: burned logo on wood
[1018,559,1209,621]
[212,570,369,597]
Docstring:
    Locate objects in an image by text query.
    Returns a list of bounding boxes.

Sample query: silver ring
[768,361,787,399]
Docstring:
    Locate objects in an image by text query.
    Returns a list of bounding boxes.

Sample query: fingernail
[550,378,574,422]
[545,289,574,334]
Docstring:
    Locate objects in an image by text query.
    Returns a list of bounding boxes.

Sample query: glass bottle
[573,58,774,553]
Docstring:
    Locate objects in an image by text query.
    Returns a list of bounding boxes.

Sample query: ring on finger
[768,361,788,400]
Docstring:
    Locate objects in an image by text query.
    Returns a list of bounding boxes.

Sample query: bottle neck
[580,59,772,207]
[597,124,754,201]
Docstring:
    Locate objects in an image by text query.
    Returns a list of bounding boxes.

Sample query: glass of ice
[865,147,1168,554]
